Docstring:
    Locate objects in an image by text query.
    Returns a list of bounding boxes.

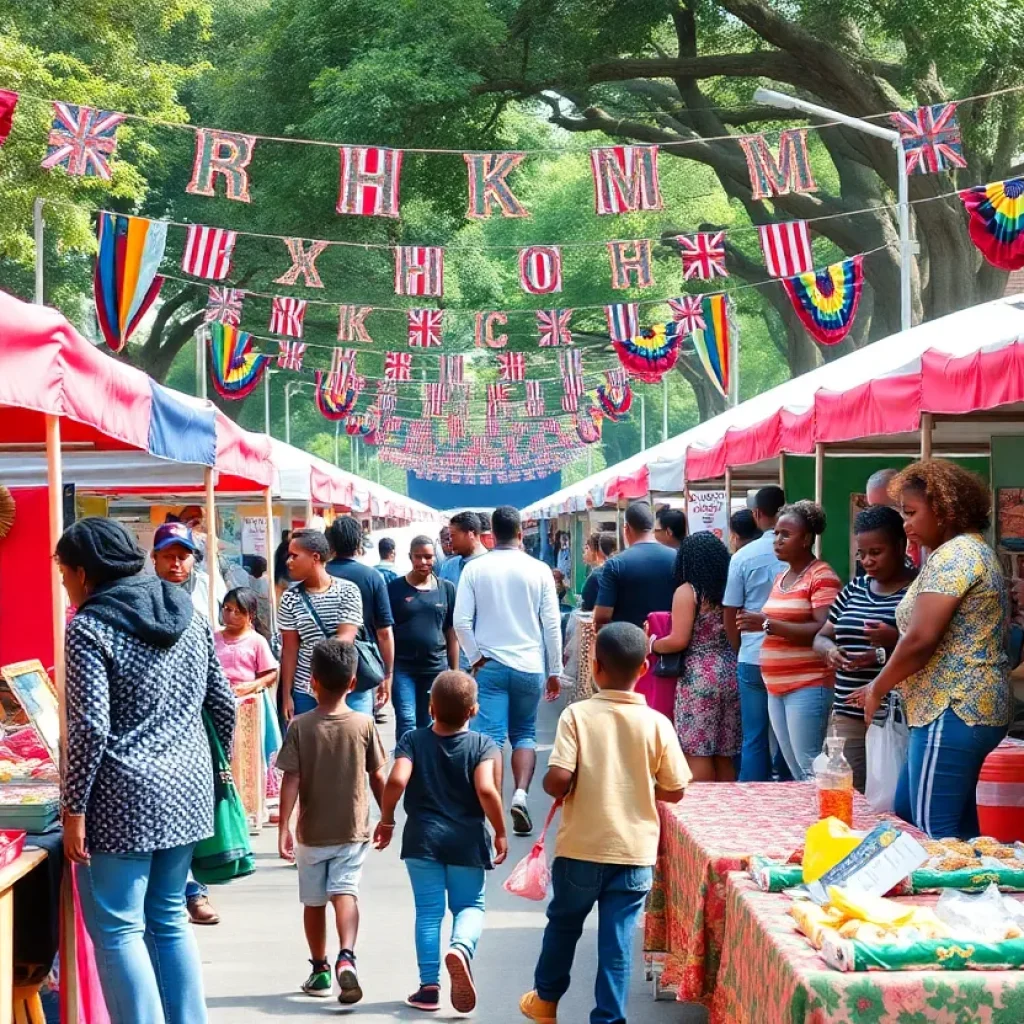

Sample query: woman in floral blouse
[57,518,235,1024]
[855,460,1010,839]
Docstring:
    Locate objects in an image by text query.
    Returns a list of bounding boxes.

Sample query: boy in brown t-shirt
[278,639,387,1005]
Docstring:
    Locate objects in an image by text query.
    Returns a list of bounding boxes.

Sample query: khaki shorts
[295,841,369,906]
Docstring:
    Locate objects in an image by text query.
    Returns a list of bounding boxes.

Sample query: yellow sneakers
[520,991,558,1023]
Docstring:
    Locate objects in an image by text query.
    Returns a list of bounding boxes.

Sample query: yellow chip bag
[802,818,863,883]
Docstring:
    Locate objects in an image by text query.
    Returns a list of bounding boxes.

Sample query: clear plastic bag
[865,702,909,813]
[503,802,560,901]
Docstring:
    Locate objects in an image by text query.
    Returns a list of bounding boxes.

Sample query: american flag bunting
[498,351,526,382]
[605,302,639,343]
[408,308,444,348]
[525,380,545,417]
[423,383,448,418]
[269,296,307,338]
[668,295,706,335]
[183,225,237,281]
[41,102,124,178]
[890,103,967,175]
[758,221,813,277]
[204,287,244,326]
[677,231,728,280]
[276,340,307,371]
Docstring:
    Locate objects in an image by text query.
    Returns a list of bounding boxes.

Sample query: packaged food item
[802,818,863,883]
[935,883,1024,942]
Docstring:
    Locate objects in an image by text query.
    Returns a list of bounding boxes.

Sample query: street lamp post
[284,382,302,446]
[752,88,913,332]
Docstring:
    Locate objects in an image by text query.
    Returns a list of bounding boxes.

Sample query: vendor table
[0,847,47,1024]
[712,874,1024,1024]
[644,782,917,1003]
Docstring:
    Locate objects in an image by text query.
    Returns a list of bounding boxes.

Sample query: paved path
[197,697,706,1023]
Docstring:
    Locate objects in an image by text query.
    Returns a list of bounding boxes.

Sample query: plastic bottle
[815,732,854,827]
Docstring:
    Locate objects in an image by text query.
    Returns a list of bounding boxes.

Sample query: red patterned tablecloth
[644,782,914,1004]
[712,874,1024,1024]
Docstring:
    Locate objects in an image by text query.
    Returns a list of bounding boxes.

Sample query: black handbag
[652,649,684,678]
[297,586,386,693]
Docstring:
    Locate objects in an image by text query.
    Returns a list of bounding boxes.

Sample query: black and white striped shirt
[827,575,908,722]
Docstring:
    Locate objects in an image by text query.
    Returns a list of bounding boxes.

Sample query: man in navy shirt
[593,502,677,631]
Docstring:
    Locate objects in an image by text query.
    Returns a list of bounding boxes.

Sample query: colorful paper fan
[575,405,603,444]
[781,256,864,347]
[595,379,633,421]
[93,212,167,352]
[690,294,732,398]
[612,321,683,383]
[961,178,1024,270]
[314,370,361,421]
[208,322,270,399]
[345,414,377,437]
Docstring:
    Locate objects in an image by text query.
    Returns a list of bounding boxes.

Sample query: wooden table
[0,848,47,1024]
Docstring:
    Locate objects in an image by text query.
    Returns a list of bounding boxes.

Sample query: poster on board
[241,515,280,559]
[687,490,728,539]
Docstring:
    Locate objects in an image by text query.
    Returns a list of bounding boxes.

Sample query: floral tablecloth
[644,782,914,1003]
[712,874,1024,1024]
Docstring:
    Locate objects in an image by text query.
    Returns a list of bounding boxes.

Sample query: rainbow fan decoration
[690,294,733,398]
[781,256,864,347]
[612,321,684,383]
[315,370,361,421]
[93,213,167,352]
[961,178,1024,270]
[595,379,633,421]
[208,322,269,399]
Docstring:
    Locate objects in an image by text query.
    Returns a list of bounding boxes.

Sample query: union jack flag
[890,103,966,176]
[668,295,706,335]
[605,302,639,343]
[408,308,443,348]
[269,296,307,338]
[385,351,413,381]
[537,308,573,347]
[204,287,244,326]
[41,102,124,178]
[439,354,463,386]
[677,231,728,280]
[525,380,545,417]
[498,351,526,382]
[423,383,448,418]
[487,383,509,413]
[276,340,306,371]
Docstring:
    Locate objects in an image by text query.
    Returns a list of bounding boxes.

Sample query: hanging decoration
[960,178,1024,270]
[524,380,545,417]
[276,339,306,371]
[690,295,732,399]
[596,369,632,421]
[395,246,444,297]
[337,145,402,218]
[782,256,865,346]
[408,308,444,348]
[537,308,574,347]
[611,321,683,383]
[183,225,237,281]
[314,370,362,420]
[591,145,662,215]
[328,347,356,393]
[559,348,584,412]
[518,245,562,294]
[464,152,529,219]
[204,286,244,326]
[42,102,124,179]
[384,351,413,380]
[0,90,18,146]
[275,238,331,289]
[338,304,374,344]
[498,351,526,382]
[891,103,967,176]
[345,414,376,437]
[208,322,270,400]
[486,383,509,414]
[268,296,307,338]
[606,303,639,344]
[423,383,448,418]
[738,128,817,201]
[439,354,464,386]
[186,128,256,202]
[677,231,728,280]
[575,403,604,444]
[607,239,653,290]
[93,213,167,352]
[447,412,466,443]
[668,295,706,336]
[759,221,813,277]
[475,311,508,349]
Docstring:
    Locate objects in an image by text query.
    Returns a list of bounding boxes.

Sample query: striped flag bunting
[268,296,307,338]
[328,347,357,393]
[486,383,509,413]
[423,383,448,417]
[559,348,583,412]
[498,351,526,382]
[183,225,237,280]
[337,145,402,218]
[439,354,464,385]
[758,221,813,277]
[525,380,545,417]
[605,302,639,343]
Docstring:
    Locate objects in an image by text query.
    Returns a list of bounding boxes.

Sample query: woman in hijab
[56,518,235,1024]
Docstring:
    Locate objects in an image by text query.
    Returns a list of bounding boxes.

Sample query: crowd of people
[52,459,1018,1022]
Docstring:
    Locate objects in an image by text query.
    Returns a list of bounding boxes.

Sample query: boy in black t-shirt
[374,671,507,1014]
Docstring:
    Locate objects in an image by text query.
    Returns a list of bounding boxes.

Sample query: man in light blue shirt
[723,485,790,782]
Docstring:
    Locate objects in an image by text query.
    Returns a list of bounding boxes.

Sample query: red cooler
[976,738,1024,842]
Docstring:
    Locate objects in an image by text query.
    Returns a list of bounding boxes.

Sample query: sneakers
[301,959,332,998]
[511,799,533,837]
[445,946,477,1013]
[335,949,363,1005]
[186,894,220,926]
[520,990,558,1023]
[405,984,441,1011]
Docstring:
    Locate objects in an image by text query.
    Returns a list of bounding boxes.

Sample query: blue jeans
[292,688,373,716]
[767,685,834,781]
[737,664,792,782]
[393,667,434,744]
[534,858,652,1024]
[77,844,207,1024]
[184,876,206,901]
[471,660,544,750]
[894,707,1006,839]
[405,859,486,986]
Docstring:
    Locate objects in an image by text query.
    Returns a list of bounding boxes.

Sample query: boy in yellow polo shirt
[520,622,690,1024]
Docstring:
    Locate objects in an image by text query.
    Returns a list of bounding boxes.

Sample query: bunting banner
[408,308,443,348]
[93,213,167,352]
[384,351,413,380]
[187,128,256,203]
[690,294,732,399]
[328,347,356,393]
[338,304,374,344]
[560,348,584,412]
[759,221,813,277]
[183,225,237,281]
[782,256,865,346]
[668,295,706,336]
[612,321,683,383]
[738,128,817,201]
[423,383,448,418]
[537,308,574,347]
[395,246,444,297]
[464,152,529,219]
[498,351,526,382]
[596,369,633,421]
[474,311,508,349]
[268,296,307,338]
[960,178,1024,270]
[591,145,663,215]
[276,339,306,371]
[439,354,464,386]
[447,413,466,443]
[345,414,376,437]
[678,231,728,280]
[208,322,270,400]
[518,245,562,294]
[607,239,653,290]
[525,380,545,417]
[204,286,244,326]
[605,302,639,343]
[337,145,402,218]
[0,90,17,146]
[486,383,509,413]
[314,370,362,420]
[42,102,124,178]
[575,404,603,444]
[275,238,331,288]
[891,103,966,176]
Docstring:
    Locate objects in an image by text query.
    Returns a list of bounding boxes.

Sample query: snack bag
[803,817,863,883]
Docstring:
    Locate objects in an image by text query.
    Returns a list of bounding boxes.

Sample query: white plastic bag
[864,701,909,813]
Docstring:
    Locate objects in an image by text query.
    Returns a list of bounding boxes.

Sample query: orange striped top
[760,561,841,695]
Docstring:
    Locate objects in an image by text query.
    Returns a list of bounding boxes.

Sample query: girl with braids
[813,506,916,793]
[738,501,841,780]
[650,531,740,782]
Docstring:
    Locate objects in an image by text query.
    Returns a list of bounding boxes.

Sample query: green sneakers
[301,959,333,998]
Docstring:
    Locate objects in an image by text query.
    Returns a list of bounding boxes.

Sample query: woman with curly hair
[650,531,740,781]
[852,460,1009,838]
[738,501,841,779]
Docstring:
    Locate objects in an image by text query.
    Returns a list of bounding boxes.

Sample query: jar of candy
[815,734,854,827]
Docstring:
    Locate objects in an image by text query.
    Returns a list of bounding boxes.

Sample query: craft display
[782,256,864,346]
[961,178,1024,270]
[208,322,270,399]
